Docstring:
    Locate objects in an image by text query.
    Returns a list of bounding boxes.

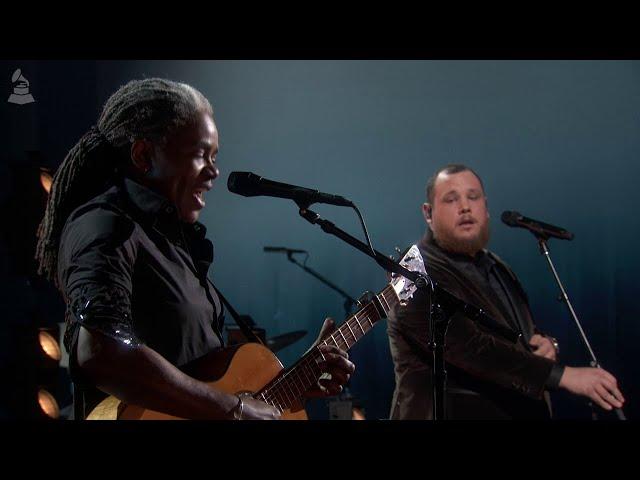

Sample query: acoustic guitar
[87,245,426,420]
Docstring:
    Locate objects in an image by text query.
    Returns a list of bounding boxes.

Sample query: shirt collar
[122,177,207,238]
[123,177,173,217]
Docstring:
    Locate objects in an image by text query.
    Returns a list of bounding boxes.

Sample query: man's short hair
[425,164,485,204]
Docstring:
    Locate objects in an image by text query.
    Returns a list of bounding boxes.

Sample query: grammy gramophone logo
[8,68,35,105]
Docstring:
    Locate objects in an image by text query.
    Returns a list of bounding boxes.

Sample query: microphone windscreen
[501,210,521,226]
[227,172,257,196]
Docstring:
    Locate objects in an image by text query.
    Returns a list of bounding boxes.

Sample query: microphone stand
[296,202,510,420]
[282,251,362,418]
[284,252,357,318]
[534,232,626,420]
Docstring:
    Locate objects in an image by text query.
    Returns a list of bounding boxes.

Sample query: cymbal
[267,330,307,353]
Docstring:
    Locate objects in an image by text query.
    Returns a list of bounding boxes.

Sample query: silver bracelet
[232,394,244,420]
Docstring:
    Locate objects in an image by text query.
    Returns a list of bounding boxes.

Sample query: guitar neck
[254,284,399,412]
[318,284,399,352]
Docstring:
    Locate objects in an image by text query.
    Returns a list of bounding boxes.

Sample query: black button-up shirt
[447,250,530,339]
[58,177,224,390]
[446,249,564,389]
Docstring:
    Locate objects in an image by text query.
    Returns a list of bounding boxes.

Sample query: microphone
[227,172,353,207]
[264,246,308,254]
[501,211,574,241]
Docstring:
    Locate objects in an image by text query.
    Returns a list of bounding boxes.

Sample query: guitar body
[86,246,428,420]
[87,343,308,420]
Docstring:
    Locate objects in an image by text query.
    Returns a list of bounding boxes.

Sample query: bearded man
[386,164,624,419]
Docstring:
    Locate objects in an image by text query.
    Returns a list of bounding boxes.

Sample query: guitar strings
[259,286,401,411]
[259,301,381,409]
[259,287,400,409]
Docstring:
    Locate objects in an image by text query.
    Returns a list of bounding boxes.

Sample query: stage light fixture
[39,330,62,362]
[352,407,366,420]
[40,168,53,194]
[38,389,60,419]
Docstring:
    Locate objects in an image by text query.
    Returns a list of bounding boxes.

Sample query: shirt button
[165,206,174,214]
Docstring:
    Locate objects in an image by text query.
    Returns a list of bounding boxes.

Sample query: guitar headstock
[390,245,427,305]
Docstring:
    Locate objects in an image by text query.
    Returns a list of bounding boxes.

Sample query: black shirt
[446,249,532,342]
[58,178,224,402]
[445,248,564,389]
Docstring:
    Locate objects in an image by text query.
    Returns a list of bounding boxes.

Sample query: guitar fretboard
[255,284,399,412]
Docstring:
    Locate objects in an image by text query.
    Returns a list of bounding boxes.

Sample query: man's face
[423,170,490,256]
[149,110,219,223]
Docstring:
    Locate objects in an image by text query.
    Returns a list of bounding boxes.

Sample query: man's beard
[432,222,490,257]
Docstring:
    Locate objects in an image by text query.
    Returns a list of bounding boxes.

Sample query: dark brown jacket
[387,231,555,419]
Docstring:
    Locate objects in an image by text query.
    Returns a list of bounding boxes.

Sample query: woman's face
[147,110,220,223]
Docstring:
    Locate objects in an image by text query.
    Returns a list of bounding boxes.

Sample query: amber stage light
[38,389,60,419]
[40,168,53,194]
[38,330,62,361]
[352,407,366,420]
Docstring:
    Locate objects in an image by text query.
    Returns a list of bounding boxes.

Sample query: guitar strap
[209,282,265,346]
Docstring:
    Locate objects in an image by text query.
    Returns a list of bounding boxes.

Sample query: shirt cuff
[545,364,565,390]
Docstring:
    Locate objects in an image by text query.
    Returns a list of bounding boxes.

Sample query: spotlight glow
[352,407,366,420]
[38,389,60,419]
[39,331,61,361]
[40,170,52,194]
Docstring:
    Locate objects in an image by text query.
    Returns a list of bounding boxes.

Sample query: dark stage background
[1,60,638,420]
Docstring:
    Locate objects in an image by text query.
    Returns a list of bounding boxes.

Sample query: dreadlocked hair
[36,78,213,287]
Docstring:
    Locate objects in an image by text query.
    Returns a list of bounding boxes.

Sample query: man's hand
[305,317,356,398]
[529,334,557,361]
[559,366,625,411]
